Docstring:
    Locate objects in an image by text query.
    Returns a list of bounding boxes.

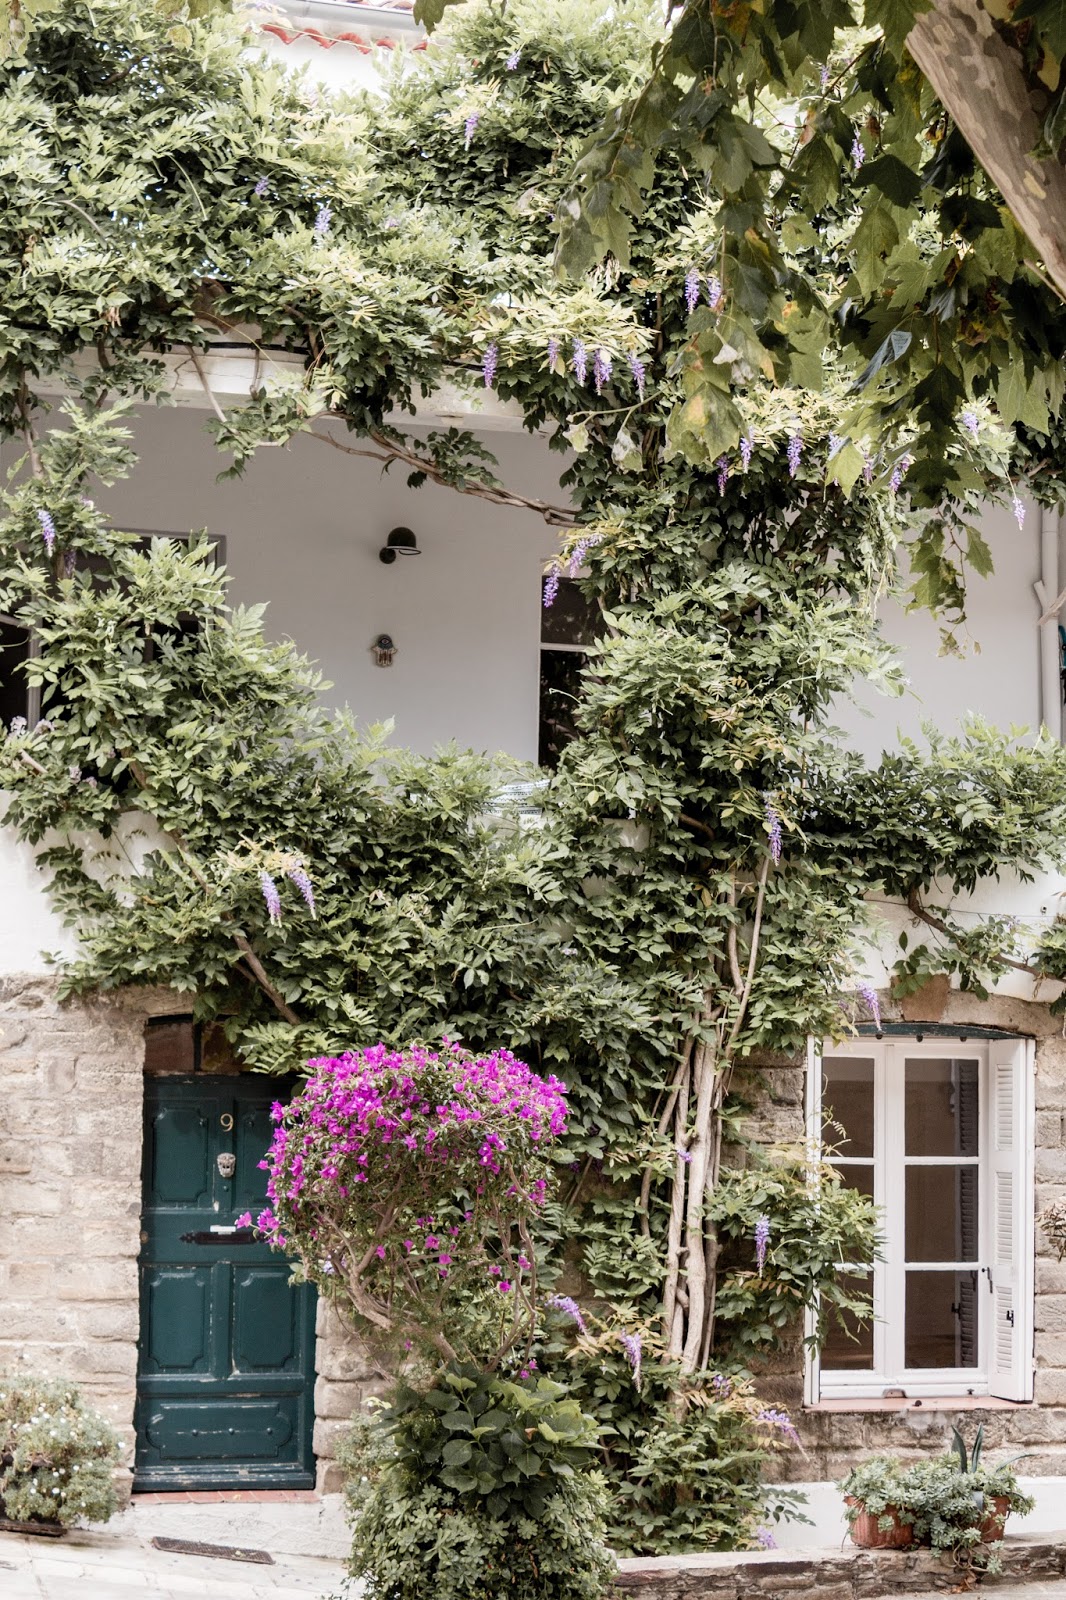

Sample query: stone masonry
[0,975,368,1495]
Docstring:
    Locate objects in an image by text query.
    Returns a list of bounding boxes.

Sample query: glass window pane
[822,1271,875,1371]
[831,1163,874,1203]
[538,649,586,769]
[540,578,601,646]
[0,618,30,729]
[905,1167,979,1261]
[905,1058,979,1157]
[821,1057,874,1157]
[905,1270,979,1368]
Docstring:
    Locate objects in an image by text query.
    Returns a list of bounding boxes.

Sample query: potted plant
[0,1377,121,1534]
[839,1458,916,1548]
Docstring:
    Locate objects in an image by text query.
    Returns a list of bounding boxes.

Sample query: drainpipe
[1036,505,1063,740]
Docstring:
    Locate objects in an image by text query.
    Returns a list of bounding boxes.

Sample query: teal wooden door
[134,1076,317,1490]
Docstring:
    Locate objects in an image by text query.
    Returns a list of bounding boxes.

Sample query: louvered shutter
[987,1038,1035,1402]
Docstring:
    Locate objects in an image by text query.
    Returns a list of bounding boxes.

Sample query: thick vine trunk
[907,0,1066,302]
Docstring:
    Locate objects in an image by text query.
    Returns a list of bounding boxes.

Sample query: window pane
[821,1057,874,1157]
[905,1270,979,1367]
[538,649,586,769]
[540,578,601,646]
[822,1272,875,1371]
[830,1163,874,1203]
[905,1058,979,1157]
[0,618,30,728]
[905,1166,979,1261]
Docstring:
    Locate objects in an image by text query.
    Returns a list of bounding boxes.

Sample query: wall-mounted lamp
[379,526,420,564]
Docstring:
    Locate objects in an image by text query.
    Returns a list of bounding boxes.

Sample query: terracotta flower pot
[978,1495,1011,1543]
[845,1497,914,1549]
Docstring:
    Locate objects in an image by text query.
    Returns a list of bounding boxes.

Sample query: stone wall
[0,975,367,1496]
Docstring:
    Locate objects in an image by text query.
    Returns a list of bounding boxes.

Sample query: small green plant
[0,1376,121,1527]
[841,1450,1035,1573]
[341,1367,615,1600]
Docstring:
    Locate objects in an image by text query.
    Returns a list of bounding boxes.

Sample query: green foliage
[341,1372,615,1600]
[0,1376,121,1527]
[709,1147,880,1354]
[841,1451,1036,1570]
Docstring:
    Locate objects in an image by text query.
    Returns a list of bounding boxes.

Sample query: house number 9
[220,1114,234,1130]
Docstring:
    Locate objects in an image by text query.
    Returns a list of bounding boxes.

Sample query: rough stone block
[313,1417,354,1461]
[314,1378,365,1421]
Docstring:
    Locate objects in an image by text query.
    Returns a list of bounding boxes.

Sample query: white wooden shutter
[987,1038,1035,1402]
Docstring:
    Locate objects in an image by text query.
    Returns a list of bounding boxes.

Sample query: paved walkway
[0,1496,355,1600]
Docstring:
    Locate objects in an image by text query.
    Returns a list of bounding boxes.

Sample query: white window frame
[805,1033,1035,1404]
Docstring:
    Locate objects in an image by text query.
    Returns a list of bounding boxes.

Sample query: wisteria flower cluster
[250,1042,568,1363]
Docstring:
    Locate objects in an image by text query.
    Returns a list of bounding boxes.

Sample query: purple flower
[260,869,282,925]
[961,409,979,442]
[857,981,881,1030]
[755,1527,777,1549]
[757,1406,800,1446]
[716,455,729,495]
[627,350,646,400]
[543,567,560,609]
[827,432,843,460]
[464,112,479,147]
[684,267,700,314]
[571,338,588,385]
[482,342,499,388]
[547,336,560,368]
[755,1215,771,1274]
[786,432,803,478]
[706,274,723,312]
[889,452,913,493]
[711,1373,732,1397]
[593,348,612,394]
[505,49,520,70]
[739,434,754,472]
[253,175,270,198]
[313,204,332,238]
[546,1294,587,1335]
[37,509,56,555]
[285,863,316,916]
[819,64,831,89]
[1012,492,1026,530]
[862,448,875,486]
[568,532,600,577]
[620,1331,642,1389]
[764,795,782,864]
[851,133,865,170]
[677,1147,693,1165]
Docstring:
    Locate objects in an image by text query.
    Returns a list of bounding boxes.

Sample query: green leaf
[855,154,924,208]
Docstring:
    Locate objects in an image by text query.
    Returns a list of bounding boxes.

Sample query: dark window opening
[537,577,601,770]
[0,617,32,729]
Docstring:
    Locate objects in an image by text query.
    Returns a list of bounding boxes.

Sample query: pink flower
[517,1254,531,1270]
[438,1252,453,1266]
[497,1280,512,1293]
[375,1244,386,1260]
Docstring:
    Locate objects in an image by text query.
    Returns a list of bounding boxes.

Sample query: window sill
[806,1395,1031,1413]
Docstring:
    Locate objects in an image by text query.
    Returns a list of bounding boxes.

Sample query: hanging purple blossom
[857,981,881,1030]
[620,1331,642,1389]
[546,1294,588,1335]
[960,409,980,442]
[464,112,480,147]
[627,350,646,400]
[786,432,803,478]
[827,432,843,460]
[684,267,701,314]
[260,869,282,925]
[677,1147,693,1165]
[716,456,729,495]
[755,1527,777,1549]
[754,1214,771,1274]
[505,49,521,70]
[482,342,499,389]
[862,448,875,486]
[253,175,270,198]
[567,532,601,577]
[1012,493,1026,530]
[313,204,332,238]
[37,509,56,555]
[593,347,612,394]
[285,863,316,916]
[571,338,588,385]
[764,794,782,863]
[711,1373,732,1397]
[819,64,831,89]
[547,336,560,369]
[706,274,723,312]
[740,434,754,472]
[543,567,560,609]
[851,133,865,171]
[757,1406,800,1446]
[888,452,913,493]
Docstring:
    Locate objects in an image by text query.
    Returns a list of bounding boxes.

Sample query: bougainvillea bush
[0,1376,120,1527]
[249,1042,569,1364]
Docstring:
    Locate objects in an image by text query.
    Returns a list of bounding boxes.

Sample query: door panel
[134,1075,317,1490]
